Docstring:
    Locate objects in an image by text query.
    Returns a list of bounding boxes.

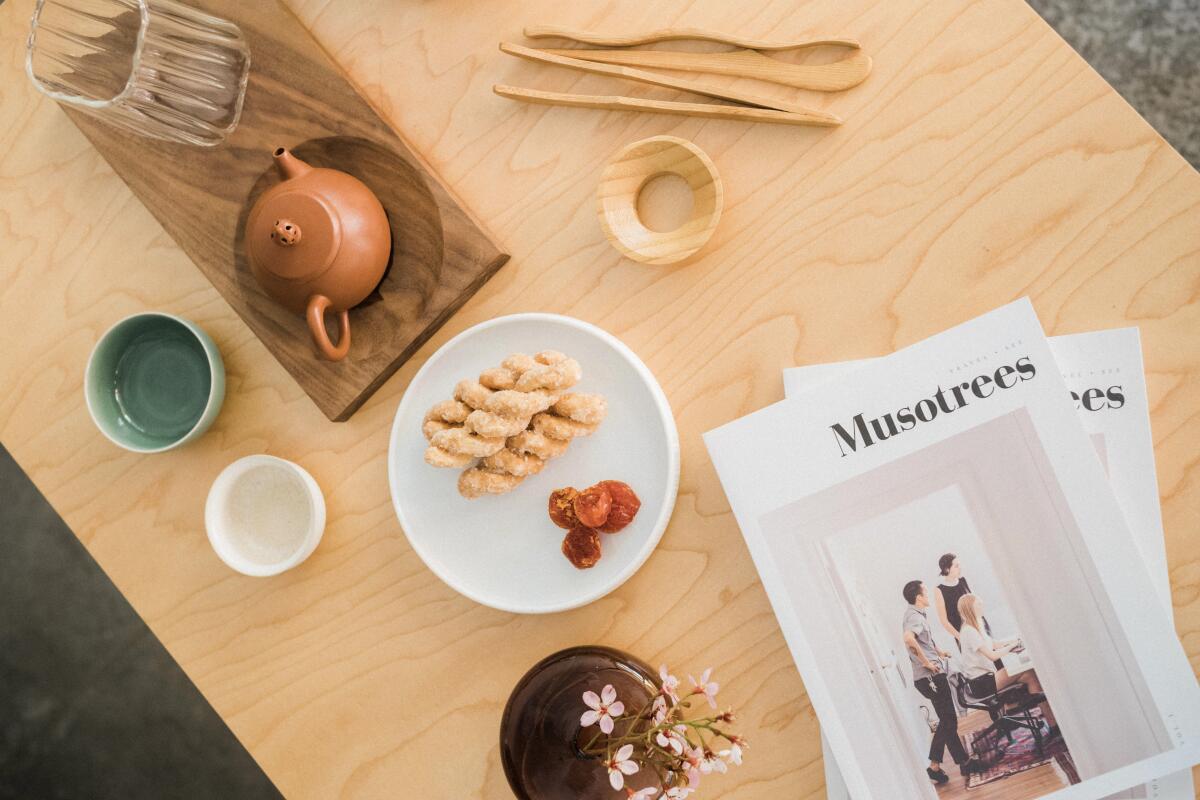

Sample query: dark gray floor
[1,4,1197,799]
[1035,0,1199,167]
[0,446,281,800]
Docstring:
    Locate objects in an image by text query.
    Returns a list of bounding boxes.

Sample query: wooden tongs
[494,26,870,127]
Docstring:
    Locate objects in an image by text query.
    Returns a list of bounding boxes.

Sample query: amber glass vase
[500,646,662,799]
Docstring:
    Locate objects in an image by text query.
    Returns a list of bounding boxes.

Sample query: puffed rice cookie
[458,468,525,498]
[480,448,546,477]
[466,409,531,439]
[507,429,570,460]
[484,389,559,419]
[551,393,608,425]
[515,356,582,393]
[430,427,506,458]
[532,412,598,441]
[421,350,605,497]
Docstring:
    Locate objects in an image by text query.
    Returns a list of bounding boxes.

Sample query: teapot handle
[306,294,351,361]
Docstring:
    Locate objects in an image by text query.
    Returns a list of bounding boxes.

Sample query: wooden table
[2,0,1197,796]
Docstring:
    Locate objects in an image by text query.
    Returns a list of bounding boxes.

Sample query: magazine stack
[705,299,1200,800]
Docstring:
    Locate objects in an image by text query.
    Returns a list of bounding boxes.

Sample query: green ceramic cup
[85,312,225,453]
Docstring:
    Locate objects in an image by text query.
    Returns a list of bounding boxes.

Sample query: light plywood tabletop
[1,0,1198,797]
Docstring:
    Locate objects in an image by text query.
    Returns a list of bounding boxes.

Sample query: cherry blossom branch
[577,665,748,797]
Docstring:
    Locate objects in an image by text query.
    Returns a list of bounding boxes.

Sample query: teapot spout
[273,147,312,180]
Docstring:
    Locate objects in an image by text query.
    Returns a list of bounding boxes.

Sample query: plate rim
[387,313,680,614]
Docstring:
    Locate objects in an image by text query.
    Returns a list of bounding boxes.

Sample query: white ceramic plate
[388,314,679,614]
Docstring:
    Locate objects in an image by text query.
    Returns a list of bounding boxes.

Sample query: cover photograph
[703,300,1200,800]
[782,327,1192,800]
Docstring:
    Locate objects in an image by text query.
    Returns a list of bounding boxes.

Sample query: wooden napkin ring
[597,135,723,265]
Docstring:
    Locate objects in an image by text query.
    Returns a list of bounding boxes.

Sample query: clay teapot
[244,147,391,361]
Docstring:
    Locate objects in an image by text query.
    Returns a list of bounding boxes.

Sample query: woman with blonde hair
[956,593,1059,738]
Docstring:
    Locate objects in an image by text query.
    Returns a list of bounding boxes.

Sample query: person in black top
[933,553,1002,669]
[933,553,971,649]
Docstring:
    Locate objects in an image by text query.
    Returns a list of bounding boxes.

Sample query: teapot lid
[246,190,342,281]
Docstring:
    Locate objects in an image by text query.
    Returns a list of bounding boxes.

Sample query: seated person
[956,593,1060,740]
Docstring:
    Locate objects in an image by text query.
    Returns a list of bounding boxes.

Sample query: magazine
[783,327,1192,799]
[703,300,1200,800]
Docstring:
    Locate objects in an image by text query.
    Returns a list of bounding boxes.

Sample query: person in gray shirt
[902,580,982,784]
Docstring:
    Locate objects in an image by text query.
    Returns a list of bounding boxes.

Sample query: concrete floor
[1,2,1197,797]
[1036,0,1198,168]
[0,446,281,800]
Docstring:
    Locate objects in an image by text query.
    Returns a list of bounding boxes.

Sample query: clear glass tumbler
[26,0,250,147]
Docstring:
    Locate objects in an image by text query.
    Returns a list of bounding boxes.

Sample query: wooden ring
[597,135,723,265]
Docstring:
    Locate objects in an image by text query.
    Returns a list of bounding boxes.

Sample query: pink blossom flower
[605,744,639,790]
[652,695,668,724]
[664,788,694,799]
[658,664,680,703]
[581,684,625,735]
[688,668,719,709]
[626,788,657,800]
[719,736,747,766]
[655,724,688,756]
[682,745,705,787]
[699,748,727,775]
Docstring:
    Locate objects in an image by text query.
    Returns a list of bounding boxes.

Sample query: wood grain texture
[522,25,862,51]
[494,84,842,127]
[1,0,1198,798]
[61,0,509,422]
[499,42,829,116]
[539,47,873,91]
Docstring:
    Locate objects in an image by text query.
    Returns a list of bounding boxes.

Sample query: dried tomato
[562,525,602,569]
[573,484,613,528]
[593,480,641,533]
[548,487,580,529]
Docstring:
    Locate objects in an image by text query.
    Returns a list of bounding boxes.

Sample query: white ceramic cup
[204,455,325,576]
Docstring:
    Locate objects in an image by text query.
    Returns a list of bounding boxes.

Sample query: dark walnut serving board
[64,0,508,421]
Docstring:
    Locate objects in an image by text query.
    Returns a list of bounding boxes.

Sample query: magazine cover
[783,328,1192,799]
[703,300,1200,800]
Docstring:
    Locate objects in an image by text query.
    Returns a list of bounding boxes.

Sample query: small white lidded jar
[205,455,325,576]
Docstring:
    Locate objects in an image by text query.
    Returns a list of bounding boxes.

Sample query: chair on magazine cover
[952,674,1047,759]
